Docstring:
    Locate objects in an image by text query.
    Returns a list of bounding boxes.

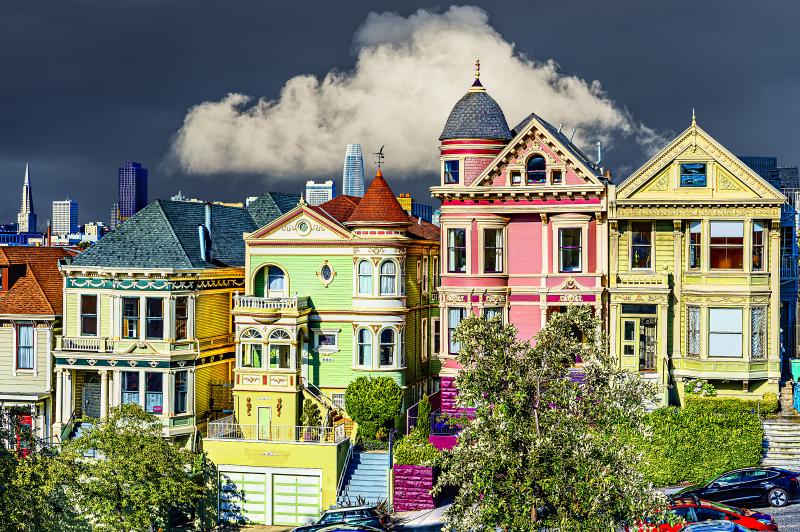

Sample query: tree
[58,404,207,531]
[434,306,664,531]
[344,376,403,441]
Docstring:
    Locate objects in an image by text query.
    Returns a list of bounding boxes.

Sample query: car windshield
[705,502,742,515]
[319,512,346,524]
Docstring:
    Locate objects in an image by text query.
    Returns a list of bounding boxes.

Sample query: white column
[54,369,64,432]
[188,296,197,340]
[139,297,146,339]
[163,298,172,341]
[162,371,172,419]
[110,369,121,407]
[63,369,73,423]
[99,370,109,419]
[187,369,196,415]
[138,369,146,408]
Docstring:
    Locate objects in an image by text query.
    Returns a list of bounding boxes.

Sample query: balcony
[781,256,798,281]
[57,336,112,352]
[615,272,670,288]
[232,293,310,314]
[206,415,345,444]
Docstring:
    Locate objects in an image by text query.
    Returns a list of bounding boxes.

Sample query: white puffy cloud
[170,5,663,179]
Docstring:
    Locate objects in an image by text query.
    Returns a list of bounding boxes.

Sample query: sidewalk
[395,501,450,531]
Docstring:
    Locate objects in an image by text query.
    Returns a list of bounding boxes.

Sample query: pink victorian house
[430,67,609,414]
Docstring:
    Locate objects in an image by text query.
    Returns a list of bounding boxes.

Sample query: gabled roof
[512,113,598,173]
[346,169,410,226]
[246,192,301,227]
[0,247,73,316]
[70,200,259,270]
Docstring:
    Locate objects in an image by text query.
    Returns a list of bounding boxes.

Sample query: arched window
[379,261,397,295]
[357,328,372,368]
[240,328,263,368]
[254,265,288,297]
[268,329,291,369]
[379,328,395,367]
[526,155,546,184]
[357,260,372,295]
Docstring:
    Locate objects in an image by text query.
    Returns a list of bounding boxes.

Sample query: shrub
[394,432,441,466]
[345,376,403,442]
[301,399,321,427]
[415,394,432,440]
[684,378,716,397]
[635,397,764,486]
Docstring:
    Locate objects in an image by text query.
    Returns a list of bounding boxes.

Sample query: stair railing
[336,440,354,501]
[301,377,342,414]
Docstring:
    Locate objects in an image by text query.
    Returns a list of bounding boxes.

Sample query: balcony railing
[58,336,111,352]
[615,272,669,287]
[233,293,310,311]
[781,256,798,280]
[207,415,345,444]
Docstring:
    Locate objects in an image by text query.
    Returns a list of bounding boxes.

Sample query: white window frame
[354,327,374,369]
[264,265,289,298]
[445,225,470,274]
[447,307,468,355]
[379,260,398,296]
[356,259,374,296]
[378,327,398,368]
[13,322,37,374]
[431,317,441,356]
[629,221,655,271]
[708,307,743,358]
[312,328,339,354]
[557,227,583,273]
[267,328,293,370]
[79,293,99,337]
[422,256,429,295]
[421,317,429,362]
[479,225,505,274]
[709,220,745,271]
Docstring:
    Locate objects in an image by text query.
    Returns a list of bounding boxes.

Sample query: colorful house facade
[429,66,608,413]
[0,247,72,443]
[608,116,785,404]
[204,170,440,526]
[51,195,298,444]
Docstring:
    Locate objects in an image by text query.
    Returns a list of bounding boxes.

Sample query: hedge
[394,432,441,466]
[634,396,765,486]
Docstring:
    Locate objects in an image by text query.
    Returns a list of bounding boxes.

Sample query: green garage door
[272,474,321,526]
[219,472,267,525]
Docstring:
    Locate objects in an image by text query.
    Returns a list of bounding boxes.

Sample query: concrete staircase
[337,450,389,506]
[762,417,800,469]
[780,382,797,415]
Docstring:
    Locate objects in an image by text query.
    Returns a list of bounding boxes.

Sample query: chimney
[604,168,613,181]
[46,221,51,247]
[198,203,213,262]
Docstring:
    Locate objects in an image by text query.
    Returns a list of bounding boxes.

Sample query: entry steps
[336,450,389,507]
[762,417,800,470]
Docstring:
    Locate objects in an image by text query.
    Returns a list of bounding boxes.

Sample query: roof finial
[469,59,485,92]
[474,58,480,79]
[691,108,696,127]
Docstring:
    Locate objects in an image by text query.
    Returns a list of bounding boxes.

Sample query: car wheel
[767,487,789,507]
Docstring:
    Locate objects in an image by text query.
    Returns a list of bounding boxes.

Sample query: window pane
[689,221,702,269]
[444,160,459,184]
[268,266,285,292]
[432,319,441,355]
[630,222,652,269]
[358,260,372,294]
[81,295,98,336]
[483,229,503,273]
[122,297,139,339]
[145,298,163,340]
[242,343,262,368]
[448,229,467,273]
[17,325,34,370]
[380,261,396,295]
[175,296,189,340]
[145,372,163,414]
[270,344,291,369]
[121,372,140,404]
[751,306,766,359]
[379,329,395,366]
[708,308,742,357]
[687,306,701,357]
[752,222,765,271]
[448,308,467,354]
[709,221,744,269]
[526,156,546,184]
[559,228,582,272]
[624,321,635,341]
[174,371,188,414]
[358,329,372,367]
[680,163,706,187]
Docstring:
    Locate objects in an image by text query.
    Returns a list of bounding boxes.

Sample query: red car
[637,498,777,531]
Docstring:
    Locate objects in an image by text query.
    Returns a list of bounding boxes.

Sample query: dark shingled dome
[439,90,512,141]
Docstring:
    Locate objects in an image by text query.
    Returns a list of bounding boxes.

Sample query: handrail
[336,439,354,498]
[207,418,344,443]
[60,411,77,443]
[302,377,341,414]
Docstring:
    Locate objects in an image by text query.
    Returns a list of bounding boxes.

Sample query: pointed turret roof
[345,168,410,226]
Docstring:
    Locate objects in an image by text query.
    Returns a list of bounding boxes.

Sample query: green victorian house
[52,194,299,444]
[608,116,785,405]
[204,169,440,525]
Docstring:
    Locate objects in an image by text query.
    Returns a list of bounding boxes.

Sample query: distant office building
[117,162,148,222]
[52,199,79,235]
[342,144,365,197]
[171,190,188,201]
[169,191,243,208]
[83,222,106,241]
[739,156,778,183]
[305,180,336,206]
[17,163,37,233]
[109,202,120,230]
[432,209,441,227]
[396,193,433,223]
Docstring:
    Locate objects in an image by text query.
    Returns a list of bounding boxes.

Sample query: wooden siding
[195,292,231,340]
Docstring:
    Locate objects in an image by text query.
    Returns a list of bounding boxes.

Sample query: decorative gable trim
[246,205,352,241]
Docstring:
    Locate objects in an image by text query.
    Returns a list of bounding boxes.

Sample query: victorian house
[204,169,440,526]
[0,247,72,443]
[52,194,298,445]
[429,65,608,414]
[608,116,785,404]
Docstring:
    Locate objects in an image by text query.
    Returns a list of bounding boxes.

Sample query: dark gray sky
[2,0,800,226]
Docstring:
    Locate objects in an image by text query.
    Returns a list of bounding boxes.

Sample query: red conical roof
[346,168,411,226]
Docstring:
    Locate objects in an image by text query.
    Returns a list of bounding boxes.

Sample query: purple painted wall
[393,465,437,512]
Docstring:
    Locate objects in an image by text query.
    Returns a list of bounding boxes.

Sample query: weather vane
[374,145,385,169]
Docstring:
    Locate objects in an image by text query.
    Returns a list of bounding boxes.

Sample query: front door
[82,373,101,418]
[639,318,657,372]
[258,407,271,440]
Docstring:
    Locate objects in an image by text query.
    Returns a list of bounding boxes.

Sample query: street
[753,502,800,532]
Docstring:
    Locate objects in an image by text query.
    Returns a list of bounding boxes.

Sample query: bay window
[447,228,467,273]
[16,324,34,370]
[379,329,395,367]
[175,296,189,340]
[121,372,139,404]
[145,372,163,414]
[559,228,582,272]
[122,297,139,339]
[752,222,766,271]
[357,260,372,295]
[448,308,468,354]
[483,228,503,273]
[630,222,652,269]
[708,308,743,357]
[174,371,188,414]
[688,221,701,270]
[145,298,164,340]
[268,329,292,369]
[710,221,743,269]
[357,328,372,367]
[81,295,98,336]
[240,328,263,368]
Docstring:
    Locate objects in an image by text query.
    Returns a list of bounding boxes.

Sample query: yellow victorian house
[609,115,785,405]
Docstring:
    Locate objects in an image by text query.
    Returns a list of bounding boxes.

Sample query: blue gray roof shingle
[512,112,599,176]
[71,195,298,270]
[439,90,512,141]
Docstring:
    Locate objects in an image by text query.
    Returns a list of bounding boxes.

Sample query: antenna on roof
[569,128,576,142]
[373,145,385,169]
[557,124,564,134]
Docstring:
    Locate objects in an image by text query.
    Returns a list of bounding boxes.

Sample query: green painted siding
[65,293,79,337]
[250,255,354,311]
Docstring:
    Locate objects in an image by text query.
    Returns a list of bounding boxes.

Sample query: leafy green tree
[435,306,665,531]
[58,404,207,531]
[414,394,432,440]
[344,376,403,441]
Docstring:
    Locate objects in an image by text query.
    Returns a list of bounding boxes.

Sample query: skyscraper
[305,180,336,205]
[17,163,36,233]
[342,144,365,197]
[117,162,148,222]
[52,199,79,235]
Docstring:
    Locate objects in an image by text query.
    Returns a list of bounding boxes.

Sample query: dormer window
[526,156,546,184]
[444,160,460,184]
[680,163,706,187]
[551,170,563,184]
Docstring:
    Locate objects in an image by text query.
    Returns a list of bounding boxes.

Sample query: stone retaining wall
[393,465,436,512]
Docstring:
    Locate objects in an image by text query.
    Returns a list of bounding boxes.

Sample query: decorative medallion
[148,361,158,368]
[87,359,97,366]
[370,324,381,333]
[297,219,311,236]
[67,358,77,365]
[108,360,118,367]
[316,260,336,287]
[177,360,187,367]
[127,360,138,367]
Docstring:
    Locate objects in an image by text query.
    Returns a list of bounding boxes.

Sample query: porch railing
[207,415,345,444]
[58,336,111,352]
[233,293,310,311]
[781,256,798,280]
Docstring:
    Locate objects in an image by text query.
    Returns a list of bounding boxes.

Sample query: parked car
[678,467,800,508]
[291,506,389,532]
[681,521,753,531]
[634,497,776,531]
[311,526,385,532]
